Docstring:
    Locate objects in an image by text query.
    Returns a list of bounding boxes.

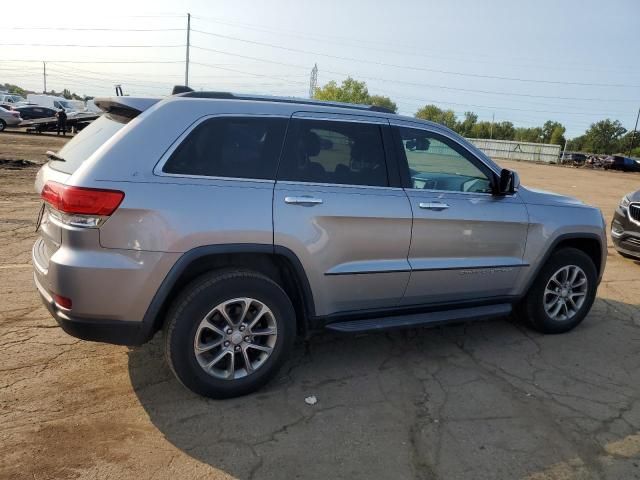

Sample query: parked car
[33,91,607,398]
[13,105,57,120]
[602,155,640,172]
[0,105,22,131]
[0,93,27,106]
[612,190,640,260]
[561,152,587,166]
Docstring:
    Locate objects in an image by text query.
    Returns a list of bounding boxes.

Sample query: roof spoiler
[172,85,194,95]
[94,97,161,118]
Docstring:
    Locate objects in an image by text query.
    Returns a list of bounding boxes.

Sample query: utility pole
[185,13,191,87]
[309,63,318,98]
[489,112,495,139]
[627,105,640,157]
[43,61,47,93]
[561,138,568,164]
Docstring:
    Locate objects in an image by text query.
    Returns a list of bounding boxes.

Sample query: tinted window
[398,127,491,193]
[163,117,287,180]
[278,119,388,187]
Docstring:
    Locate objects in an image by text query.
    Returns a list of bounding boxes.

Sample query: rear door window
[277,118,389,187]
[162,116,288,180]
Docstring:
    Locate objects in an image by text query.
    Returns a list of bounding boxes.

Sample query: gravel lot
[1,133,639,480]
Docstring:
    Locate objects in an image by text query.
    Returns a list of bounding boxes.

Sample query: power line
[190,15,640,74]
[2,59,183,64]
[190,28,640,89]
[188,43,637,103]
[1,43,184,48]
[0,26,184,31]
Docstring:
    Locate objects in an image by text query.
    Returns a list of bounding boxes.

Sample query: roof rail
[174,89,395,114]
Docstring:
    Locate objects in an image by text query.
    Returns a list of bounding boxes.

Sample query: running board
[324,303,512,333]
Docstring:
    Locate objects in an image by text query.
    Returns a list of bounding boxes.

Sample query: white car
[0,106,22,131]
[0,93,28,106]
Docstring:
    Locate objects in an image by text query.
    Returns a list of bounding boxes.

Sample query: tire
[517,248,597,334]
[0,120,6,132]
[164,269,296,398]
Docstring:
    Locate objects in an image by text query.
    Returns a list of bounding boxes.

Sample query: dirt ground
[0,132,69,165]
[1,133,640,480]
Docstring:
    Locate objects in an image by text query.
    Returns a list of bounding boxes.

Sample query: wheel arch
[140,244,315,342]
[522,233,604,296]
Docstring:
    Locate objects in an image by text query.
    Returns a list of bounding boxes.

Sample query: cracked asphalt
[1,152,640,480]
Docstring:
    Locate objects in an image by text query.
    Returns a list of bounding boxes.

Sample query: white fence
[467,138,561,163]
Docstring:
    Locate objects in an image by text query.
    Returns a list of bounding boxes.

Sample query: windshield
[49,115,129,174]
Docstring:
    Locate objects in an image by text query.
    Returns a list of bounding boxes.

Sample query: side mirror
[512,171,520,190]
[494,169,515,195]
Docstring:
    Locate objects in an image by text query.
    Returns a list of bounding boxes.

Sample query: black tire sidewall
[525,248,598,334]
[0,120,6,132]
[165,271,296,398]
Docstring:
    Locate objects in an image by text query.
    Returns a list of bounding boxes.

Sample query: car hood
[518,186,587,207]
[627,189,640,202]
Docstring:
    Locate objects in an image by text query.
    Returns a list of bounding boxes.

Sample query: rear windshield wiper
[46,151,65,162]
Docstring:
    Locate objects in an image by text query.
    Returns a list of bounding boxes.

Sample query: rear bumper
[34,272,151,345]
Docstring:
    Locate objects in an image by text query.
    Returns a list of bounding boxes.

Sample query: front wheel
[0,120,6,132]
[164,270,296,398]
[518,248,598,334]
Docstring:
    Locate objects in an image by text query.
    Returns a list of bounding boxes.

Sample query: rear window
[162,116,288,180]
[49,115,127,174]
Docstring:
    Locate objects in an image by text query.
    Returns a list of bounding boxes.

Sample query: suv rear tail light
[41,181,124,227]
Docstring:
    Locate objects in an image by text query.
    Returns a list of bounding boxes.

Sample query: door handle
[285,196,323,205]
[419,202,450,211]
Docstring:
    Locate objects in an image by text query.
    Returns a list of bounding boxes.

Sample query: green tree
[514,127,542,142]
[549,125,566,146]
[313,77,398,112]
[582,119,627,154]
[414,104,457,129]
[542,121,565,143]
[566,135,586,152]
[493,121,515,140]
[456,111,477,137]
[313,77,370,105]
[368,94,398,113]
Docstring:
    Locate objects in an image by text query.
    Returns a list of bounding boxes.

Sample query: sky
[1,0,639,138]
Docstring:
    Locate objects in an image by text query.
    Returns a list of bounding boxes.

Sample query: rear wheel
[164,269,296,398]
[0,120,6,132]
[518,248,597,334]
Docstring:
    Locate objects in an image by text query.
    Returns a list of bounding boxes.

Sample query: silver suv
[33,91,607,398]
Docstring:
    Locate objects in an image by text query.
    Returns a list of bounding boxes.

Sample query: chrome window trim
[276,180,404,192]
[404,187,509,198]
[153,113,290,180]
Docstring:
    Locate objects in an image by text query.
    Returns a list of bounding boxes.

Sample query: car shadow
[128,297,640,479]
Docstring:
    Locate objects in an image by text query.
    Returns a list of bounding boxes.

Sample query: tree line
[1,82,91,101]
[313,77,639,157]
